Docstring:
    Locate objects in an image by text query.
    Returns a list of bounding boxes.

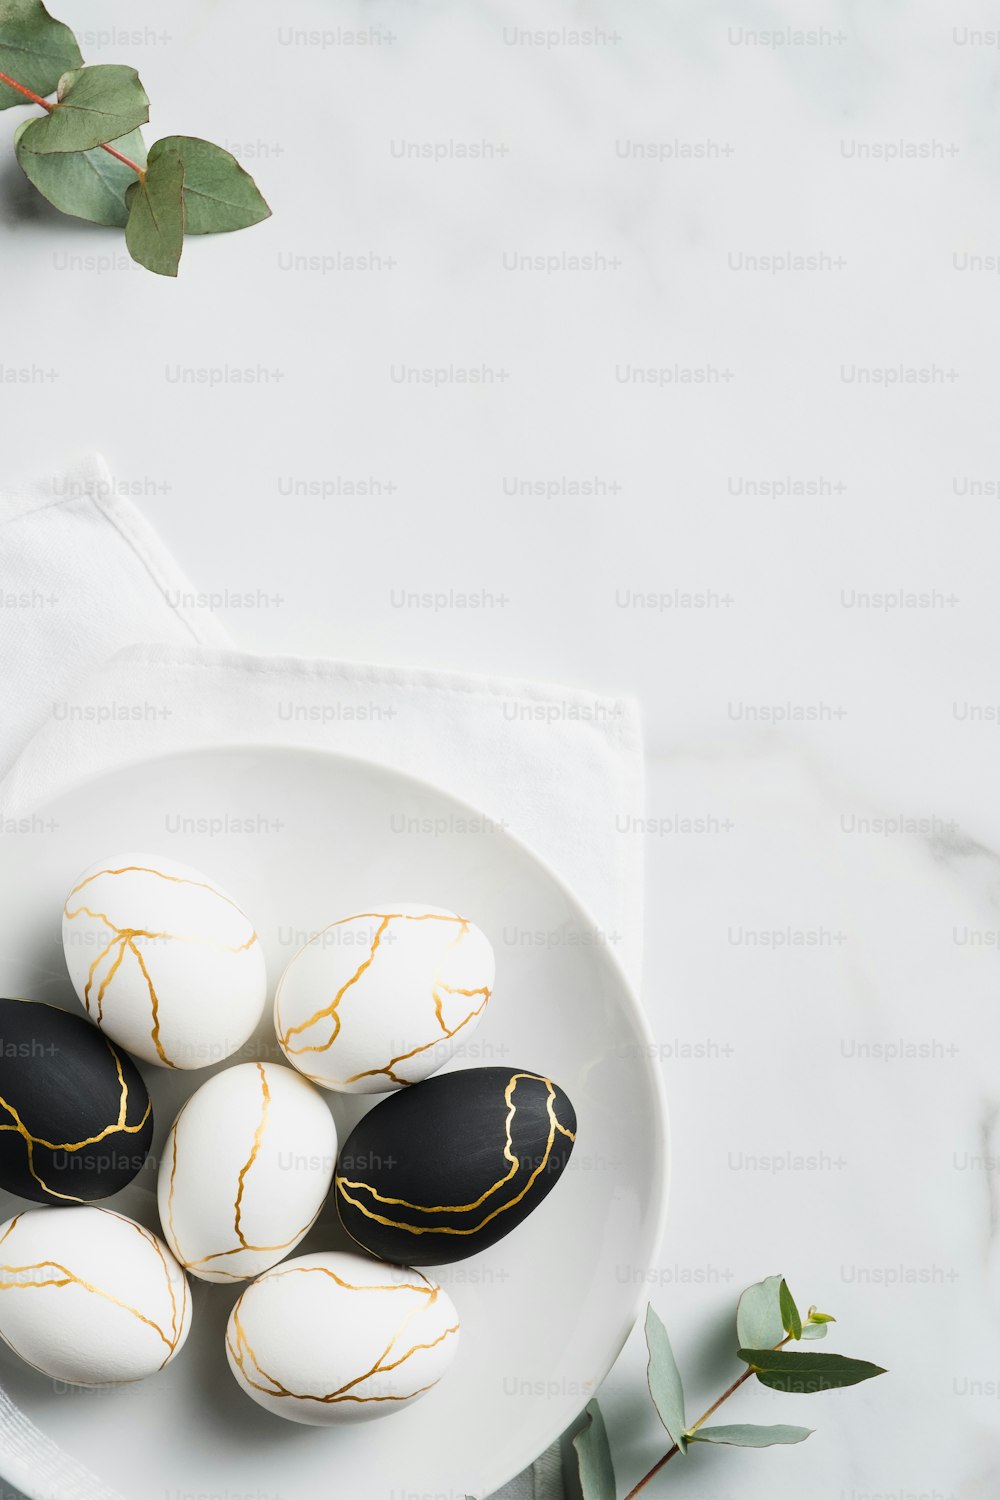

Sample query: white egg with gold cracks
[274,904,495,1093]
[226,1251,460,1425]
[0,1206,191,1386]
[62,852,267,1070]
[157,1061,337,1284]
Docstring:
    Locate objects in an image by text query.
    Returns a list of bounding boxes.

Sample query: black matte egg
[335,1066,576,1264]
[0,998,153,1204]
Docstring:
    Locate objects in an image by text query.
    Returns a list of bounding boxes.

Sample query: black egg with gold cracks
[0,999,153,1204]
[335,1066,577,1265]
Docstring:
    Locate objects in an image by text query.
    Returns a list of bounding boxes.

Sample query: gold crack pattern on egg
[0,997,153,1204]
[157,1061,338,1284]
[0,1206,191,1386]
[61,852,267,1071]
[335,1066,577,1265]
[274,904,495,1094]
[225,1250,460,1425]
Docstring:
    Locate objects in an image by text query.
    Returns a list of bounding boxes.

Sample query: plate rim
[3,741,670,1499]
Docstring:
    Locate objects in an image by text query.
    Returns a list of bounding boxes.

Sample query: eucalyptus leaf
[687,1423,813,1448]
[737,1349,887,1393]
[779,1279,802,1341]
[799,1322,828,1341]
[148,134,270,233]
[125,150,184,276]
[0,0,81,110]
[15,119,145,224]
[736,1275,785,1351]
[572,1400,616,1500]
[18,63,148,153]
[645,1305,687,1453]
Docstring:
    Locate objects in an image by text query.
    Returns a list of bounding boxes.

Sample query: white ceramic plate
[0,748,667,1499]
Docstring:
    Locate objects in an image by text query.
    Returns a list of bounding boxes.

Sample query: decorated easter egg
[157,1061,337,1283]
[226,1250,460,1424]
[0,998,152,1204]
[335,1067,576,1264]
[274,904,495,1093]
[0,1206,191,1385]
[62,852,267,1070]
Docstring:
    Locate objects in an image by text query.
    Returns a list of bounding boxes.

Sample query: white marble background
[4,0,1000,1496]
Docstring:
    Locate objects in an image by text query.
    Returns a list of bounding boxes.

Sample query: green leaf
[572,1400,616,1500]
[807,1307,836,1324]
[645,1305,687,1453]
[18,64,148,153]
[125,151,184,277]
[0,0,81,110]
[799,1322,828,1341]
[737,1349,887,1393]
[688,1423,813,1448]
[779,1279,802,1341]
[736,1275,785,1351]
[15,120,145,224]
[148,135,270,234]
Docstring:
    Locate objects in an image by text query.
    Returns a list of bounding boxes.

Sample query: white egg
[274,904,495,1093]
[0,1206,191,1386]
[226,1250,460,1424]
[62,852,267,1070]
[157,1061,337,1284]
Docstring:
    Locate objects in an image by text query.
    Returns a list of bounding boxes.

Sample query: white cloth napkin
[0,455,643,1500]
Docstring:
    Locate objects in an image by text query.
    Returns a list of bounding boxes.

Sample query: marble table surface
[4,0,998,1495]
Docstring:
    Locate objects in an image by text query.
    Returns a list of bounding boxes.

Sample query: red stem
[622,1335,794,1500]
[98,140,144,173]
[621,1443,678,1500]
[0,68,53,110]
[0,68,145,176]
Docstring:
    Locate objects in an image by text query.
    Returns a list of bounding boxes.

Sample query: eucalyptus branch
[0,67,146,174]
[622,1334,794,1499]
[571,1277,886,1500]
[0,0,270,275]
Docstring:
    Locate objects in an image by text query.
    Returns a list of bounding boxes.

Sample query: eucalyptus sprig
[0,0,270,275]
[573,1275,886,1499]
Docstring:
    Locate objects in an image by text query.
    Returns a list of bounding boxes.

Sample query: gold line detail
[166,1066,322,1276]
[0,1213,186,1370]
[234,1063,270,1247]
[66,865,257,928]
[0,1042,149,1159]
[164,1099,191,1266]
[278,915,395,1051]
[64,864,260,1066]
[83,932,121,1018]
[342,988,490,1087]
[276,911,492,1087]
[336,1072,575,1237]
[226,1266,455,1406]
[0,1259,175,1355]
[0,1002,150,1203]
[126,937,175,1068]
[98,1208,188,1363]
[71,908,257,957]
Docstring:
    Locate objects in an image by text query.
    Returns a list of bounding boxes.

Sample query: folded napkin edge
[101,641,644,753]
[1,451,230,653]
